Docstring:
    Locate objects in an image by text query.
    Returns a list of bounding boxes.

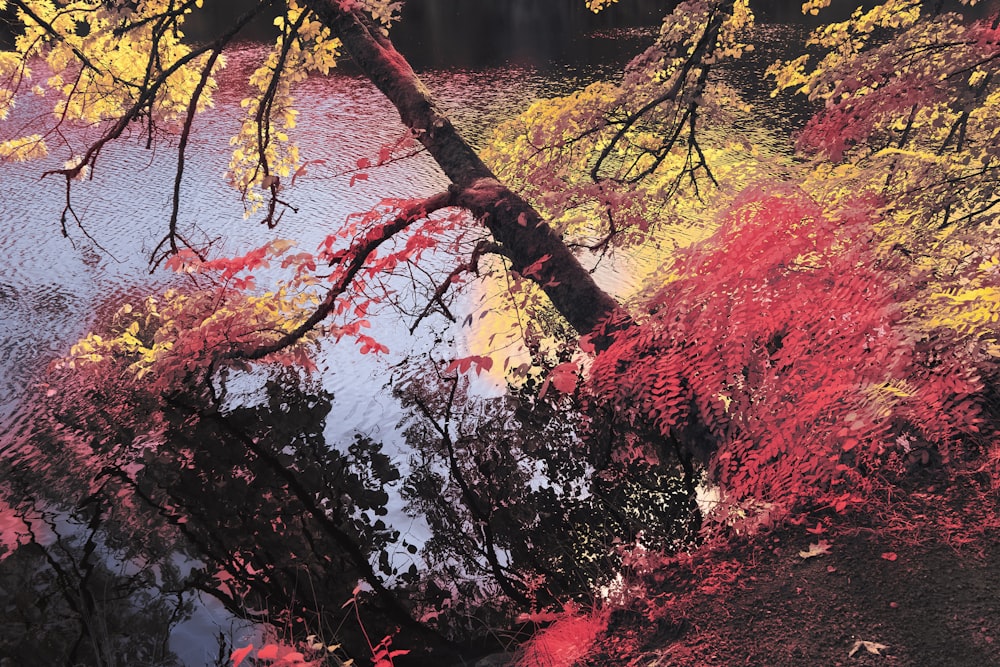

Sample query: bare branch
[407,239,501,334]
[150,46,225,271]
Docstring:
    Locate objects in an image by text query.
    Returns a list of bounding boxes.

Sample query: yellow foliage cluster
[227,2,342,213]
[483,15,772,253]
[0,0,346,214]
[2,0,219,135]
[0,133,47,161]
[62,248,323,385]
[356,0,403,27]
[585,0,620,13]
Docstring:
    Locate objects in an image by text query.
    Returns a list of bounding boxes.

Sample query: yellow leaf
[849,640,888,657]
[798,540,832,559]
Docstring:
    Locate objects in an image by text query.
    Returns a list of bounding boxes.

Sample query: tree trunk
[305,1,630,340]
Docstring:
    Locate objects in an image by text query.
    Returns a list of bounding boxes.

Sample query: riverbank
[515,469,1000,667]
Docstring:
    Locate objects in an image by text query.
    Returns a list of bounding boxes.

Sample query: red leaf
[444,355,492,376]
[257,644,279,660]
[349,172,369,187]
[231,645,253,667]
[881,552,898,561]
[520,254,552,279]
[548,362,579,393]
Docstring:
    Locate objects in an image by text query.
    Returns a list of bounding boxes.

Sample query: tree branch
[235,190,457,361]
[303,0,630,344]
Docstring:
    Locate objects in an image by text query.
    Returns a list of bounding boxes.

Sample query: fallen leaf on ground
[881,552,898,561]
[806,522,827,534]
[799,540,832,559]
[849,640,888,657]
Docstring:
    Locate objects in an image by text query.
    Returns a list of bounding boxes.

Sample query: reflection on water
[392,0,663,70]
[3,365,413,664]
[3,333,696,664]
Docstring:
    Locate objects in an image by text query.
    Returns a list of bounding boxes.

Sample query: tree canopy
[2,0,999,664]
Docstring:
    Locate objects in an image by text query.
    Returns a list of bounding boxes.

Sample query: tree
[3,0,1000,661]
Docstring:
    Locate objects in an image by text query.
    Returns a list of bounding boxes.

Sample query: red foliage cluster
[588,190,983,509]
[796,16,1000,161]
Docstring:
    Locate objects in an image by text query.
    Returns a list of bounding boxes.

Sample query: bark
[304,0,631,341]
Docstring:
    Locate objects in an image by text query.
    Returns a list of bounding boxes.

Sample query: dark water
[392,0,666,69]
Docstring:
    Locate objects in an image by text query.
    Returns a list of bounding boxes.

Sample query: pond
[0,3,810,665]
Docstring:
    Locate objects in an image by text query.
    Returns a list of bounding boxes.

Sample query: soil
[656,530,1000,667]
[543,480,1000,667]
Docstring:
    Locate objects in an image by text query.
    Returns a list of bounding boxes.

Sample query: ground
[653,526,1000,666]
[518,471,1000,667]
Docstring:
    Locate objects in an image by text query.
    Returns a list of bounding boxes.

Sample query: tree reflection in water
[2,346,695,664]
[3,365,421,664]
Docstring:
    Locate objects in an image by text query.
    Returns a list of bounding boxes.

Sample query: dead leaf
[798,540,832,559]
[849,640,888,657]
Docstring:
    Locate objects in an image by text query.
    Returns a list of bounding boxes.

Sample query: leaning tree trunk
[304,1,629,340]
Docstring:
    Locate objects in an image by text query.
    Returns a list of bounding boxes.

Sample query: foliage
[2,0,219,130]
[589,189,987,511]
[58,192,474,388]
[228,2,342,217]
[769,1,1000,357]
[60,239,323,388]
[483,0,769,257]
[4,0,1000,662]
